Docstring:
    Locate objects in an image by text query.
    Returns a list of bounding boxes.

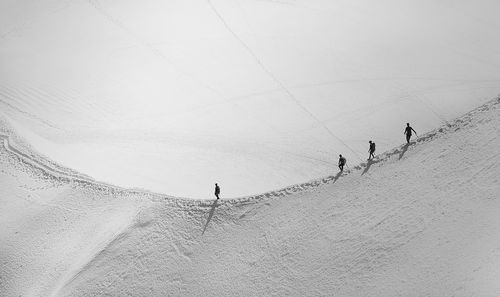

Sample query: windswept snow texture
[1,0,500,197]
[1,99,499,296]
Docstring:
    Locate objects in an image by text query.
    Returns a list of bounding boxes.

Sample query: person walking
[214,183,220,199]
[404,123,417,144]
[368,140,376,160]
[338,154,346,171]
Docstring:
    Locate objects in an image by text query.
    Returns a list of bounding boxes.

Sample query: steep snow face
[1,99,499,296]
[1,1,500,197]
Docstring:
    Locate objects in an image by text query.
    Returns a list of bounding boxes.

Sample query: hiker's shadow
[323,170,343,185]
[399,143,410,160]
[332,171,342,183]
[202,199,218,235]
[361,159,376,175]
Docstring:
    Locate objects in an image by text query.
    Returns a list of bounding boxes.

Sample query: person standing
[368,140,376,160]
[404,123,417,144]
[338,154,346,171]
[214,183,220,199]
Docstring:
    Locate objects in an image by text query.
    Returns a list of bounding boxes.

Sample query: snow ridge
[1,98,500,296]
[2,97,498,204]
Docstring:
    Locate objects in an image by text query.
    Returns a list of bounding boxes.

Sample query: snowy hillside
[1,98,499,296]
[1,0,500,197]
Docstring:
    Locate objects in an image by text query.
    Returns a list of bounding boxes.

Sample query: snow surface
[1,0,500,197]
[1,98,499,296]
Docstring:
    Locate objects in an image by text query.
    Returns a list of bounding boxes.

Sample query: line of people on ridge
[338,123,417,172]
[214,123,417,199]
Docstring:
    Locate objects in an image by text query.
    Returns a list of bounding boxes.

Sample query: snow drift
[1,98,499,296]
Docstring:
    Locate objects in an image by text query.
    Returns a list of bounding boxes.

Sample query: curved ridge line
[0,133,93,182]
[1,97,497,204]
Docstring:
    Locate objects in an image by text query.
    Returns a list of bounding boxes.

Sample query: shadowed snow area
[0,99,499,296]
[1,0,500,197]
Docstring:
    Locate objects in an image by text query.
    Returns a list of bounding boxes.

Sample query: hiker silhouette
[214,183,220,199]
[338,154,346,171]
[368,141,376,160]
[404,123,417,143]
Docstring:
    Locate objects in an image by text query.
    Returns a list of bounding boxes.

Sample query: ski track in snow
[0,98,500,296]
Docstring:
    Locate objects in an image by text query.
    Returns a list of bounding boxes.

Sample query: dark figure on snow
[404,123,417,144]
[214,183,220,199]
[368,140,376,160]
[338,154,346,171]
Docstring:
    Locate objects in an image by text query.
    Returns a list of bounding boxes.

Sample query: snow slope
[1,0,500,198]
[1,99,499,296]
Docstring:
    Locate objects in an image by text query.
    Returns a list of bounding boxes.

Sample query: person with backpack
[338,154,346,171]
[404,123,418,144]
[368,140,376,160]
[214,183,220,199]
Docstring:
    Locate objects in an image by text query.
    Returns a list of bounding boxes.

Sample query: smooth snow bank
[1,0,500,197]
[1,99,499,296]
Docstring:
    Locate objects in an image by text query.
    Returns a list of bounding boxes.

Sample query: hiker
[368,140,376,160]
[214,183,220,199]
[338,154,346,171]
[404,123,417,144]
